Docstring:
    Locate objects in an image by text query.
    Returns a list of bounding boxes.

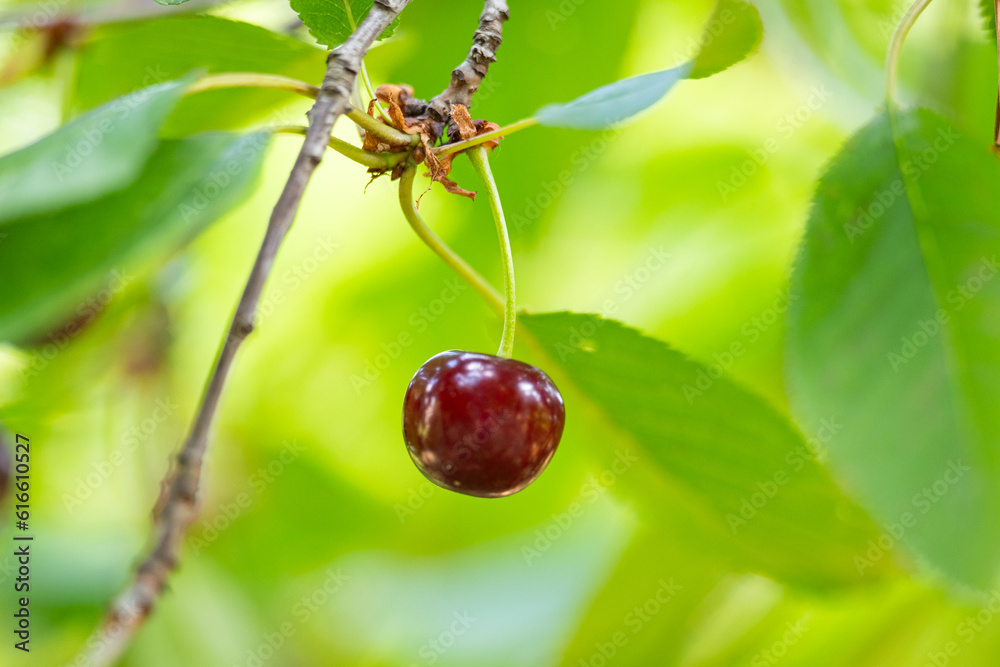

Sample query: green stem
[467,146,516,359]
[185,72,415,147]
[272,125,406,170]
[346,108,419,146]
[885,0,935,105]
[343,0,391,123]
[187,73,319,99]
[360,61,393,123]
[434,117,538,159]
[398,163,505,319]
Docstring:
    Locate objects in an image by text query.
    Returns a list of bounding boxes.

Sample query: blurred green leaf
[534,0,761,129]
[774,1,887,101]
[0,80,187,225]
[556,524,730,666]
[520,312,887,587]
[291,0,399,49]
[535,65,692,130]
[74,17,325,135]
[0,131,270,343]
[787,109,1000,590]
[307,500,632,667]
[981,0,997,39]
[690,0,764,79]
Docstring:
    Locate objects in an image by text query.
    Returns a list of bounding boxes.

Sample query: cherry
[402,350,565,498]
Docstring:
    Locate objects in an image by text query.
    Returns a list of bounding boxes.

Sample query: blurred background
[1,0,998,664]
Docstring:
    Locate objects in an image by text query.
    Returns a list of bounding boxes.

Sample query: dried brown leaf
[451,104,477,140]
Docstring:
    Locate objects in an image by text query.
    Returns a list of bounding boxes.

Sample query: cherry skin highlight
[402,350,565,498]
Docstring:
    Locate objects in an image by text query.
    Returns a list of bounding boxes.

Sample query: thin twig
[74,2,413,665]
[427,0,509,121]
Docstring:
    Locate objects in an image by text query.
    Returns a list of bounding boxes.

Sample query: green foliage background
[0,0,999,665]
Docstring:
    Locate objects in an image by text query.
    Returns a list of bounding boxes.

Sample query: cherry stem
[187,72,320,98]
[360,61,392,123]
[342,0,392,124]
[435,117,538,159]
[885,0,934,105]
[271,124,407,169]
[398,163,505,319]
[346,108,420,146]
[186,72,417,146]
[468,146,516,358]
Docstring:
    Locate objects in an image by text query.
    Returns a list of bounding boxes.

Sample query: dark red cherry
[402,350,565,498]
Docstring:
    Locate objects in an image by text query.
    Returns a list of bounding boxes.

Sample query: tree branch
[428,0,509,121]
[74,2,413,664]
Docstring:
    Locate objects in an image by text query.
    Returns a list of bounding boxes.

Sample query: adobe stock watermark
[395,406,514,523]
[50,66,170,181]
[878,3,911,38]
[843,125,960,243]
[750,615,811,667]
[682,287,796,404]
[5,0,75,50]
[521,448,638,565]
[62,596,149,667]
[257,235,339,324]
[717,86,833,201]
[547,246,672,362]
[22,269,134,381]
[408,611,478,667]
[350,277,468,394]
[510,126,624,234]
[189,439,306,553]
[854,459,970,575]
[726,417,842,534]
[62,397,179,514]
[545,0,588,29]
[233,568,349,667]
[921,588,1000,667]
[179,130,272,224]
[887,256,998,371]
[576,578,682,667]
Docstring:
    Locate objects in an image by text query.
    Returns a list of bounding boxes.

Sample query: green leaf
[535,65,692,130]
[153,0,190,5]
[74,17,326,135]
[787,109,1000,590]
[980,0,997,39]
[534,0,761,130]
[0,132,270,343]
[291,0,399,49]
[0,80,187,226]
[520,312,888,587]
[690,0,764,79]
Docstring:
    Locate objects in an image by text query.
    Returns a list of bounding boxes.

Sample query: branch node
[428,0,509,121]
